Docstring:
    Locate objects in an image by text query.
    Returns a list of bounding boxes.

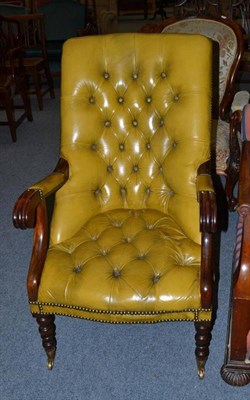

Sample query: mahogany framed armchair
[13,33,217,378]
[141,15,249,210]
[221,104,250,386]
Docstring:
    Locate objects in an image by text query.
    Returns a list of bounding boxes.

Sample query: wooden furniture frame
[13,33,217,377]
[221,104,250,386]
[0,14,33,141]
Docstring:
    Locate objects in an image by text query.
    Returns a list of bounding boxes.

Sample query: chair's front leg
[195,321,212,379]
[34,314,57,370]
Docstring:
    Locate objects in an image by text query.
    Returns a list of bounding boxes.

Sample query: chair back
[0,3,29,16]
[156,16,244,118]
[7,13,48,58]
[37,0,87,41]
[49,33,213,246]
[0,14,23,77]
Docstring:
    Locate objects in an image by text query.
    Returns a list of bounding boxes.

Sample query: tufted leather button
[91,143,98,151]
[133,165,139,173]
[119,143,125,151]
[159,118,164,127]
[172,141,177,149]
[152,274,161,284]
[169,189,175,197]
[173,95,179,102]
[124,236,132,243]
[73,265,82,273]
[120,186,127,197]
[145,187,151,195]
[161,71,167,78]
[132,119,138,127]
[146,142,151,150]
[89,96,95,104]
[138,253,146,260]
[100,249,109,256]
[118,96,124,104]
[94,188,102,197]
[112,269,121,278]
[104,120,111,127]
[107,165,113,173]
[103,71,110,79]
[159,165,163,173]
[132,72,138,80]
[146,96,152,104]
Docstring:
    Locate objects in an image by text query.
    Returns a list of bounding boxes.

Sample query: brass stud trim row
[31,310,212,325]
[29,301,211,317]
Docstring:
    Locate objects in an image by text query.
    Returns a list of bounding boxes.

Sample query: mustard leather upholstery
[29,33,213,324]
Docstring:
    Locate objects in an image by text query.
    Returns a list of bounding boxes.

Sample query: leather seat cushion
[32,208,210,322]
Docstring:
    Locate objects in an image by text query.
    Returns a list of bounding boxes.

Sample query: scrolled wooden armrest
[13,158,69,230]
[197,162,217,234]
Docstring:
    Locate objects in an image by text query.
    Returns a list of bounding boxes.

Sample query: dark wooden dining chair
[0,14,32,141]
[7,13,55,110]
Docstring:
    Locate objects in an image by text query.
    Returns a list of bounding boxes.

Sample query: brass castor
[47,350,56,370]
[197,360,205,379]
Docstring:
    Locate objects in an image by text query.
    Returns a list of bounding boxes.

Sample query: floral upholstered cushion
[161,19,237,102]
[161,19,238,174]
[213,118,230,175]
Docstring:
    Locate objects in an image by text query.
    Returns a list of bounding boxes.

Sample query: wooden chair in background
[7,13,55,110]
[0,14,33,141]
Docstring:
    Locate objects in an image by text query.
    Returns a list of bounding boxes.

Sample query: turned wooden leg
[34,314,57,370]
[194,321,212,379]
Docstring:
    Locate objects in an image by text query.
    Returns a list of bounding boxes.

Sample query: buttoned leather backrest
[50,33,212,246]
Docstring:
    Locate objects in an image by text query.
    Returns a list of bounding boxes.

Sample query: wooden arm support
[13,158,69,229]
[197,162,217,309]
[12,158,69,301]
